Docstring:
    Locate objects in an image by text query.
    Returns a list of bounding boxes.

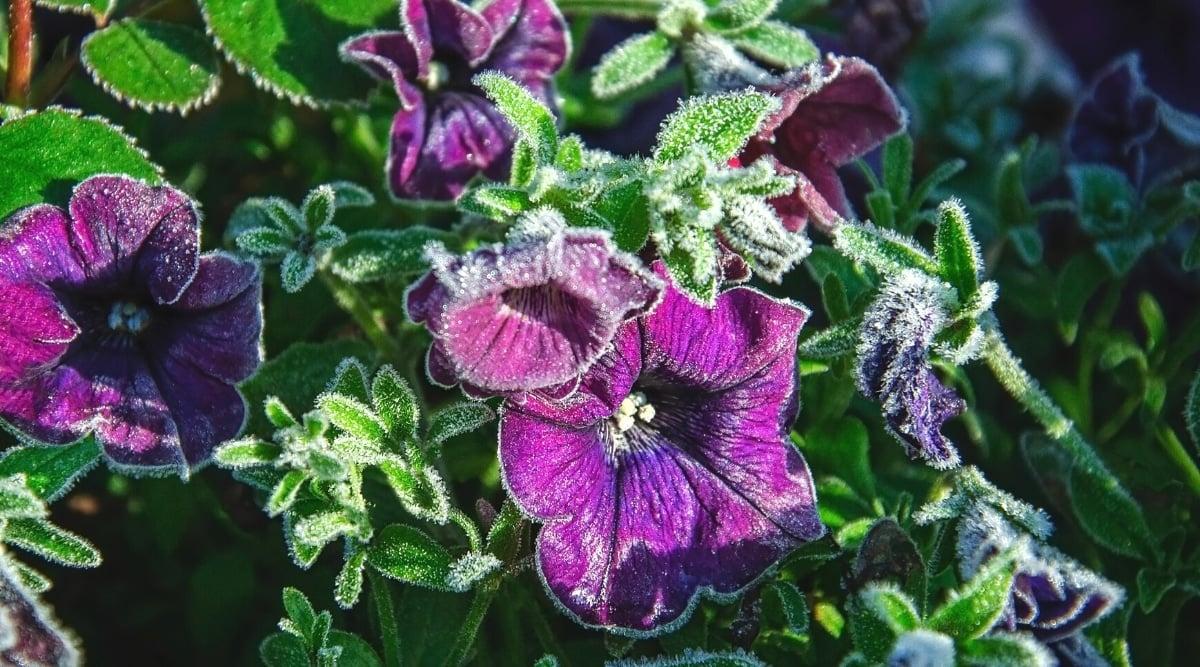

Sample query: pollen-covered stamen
[607,392,660,459]
[106,301,150,334]
[426,61,450,91]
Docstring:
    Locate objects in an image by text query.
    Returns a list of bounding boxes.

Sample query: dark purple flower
[406,215,662,399]
[1069,54,1200,190]
[957,505,1123,644]
[0,175,263,475]
[0,557,77,667]
[739,55,905,233]
[856,270,965,469]
[499,263,823,634]
[841,0,931,79]
[341,0,569,201]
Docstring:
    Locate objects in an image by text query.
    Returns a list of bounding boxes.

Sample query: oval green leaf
[82,19,221,113]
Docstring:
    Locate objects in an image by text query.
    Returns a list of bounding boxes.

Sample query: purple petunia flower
[0,175,262,475]
[739,55,905,233]
[0,556,77,667]
[406,212,662,399]
[957,504,1123,645]
[341,0,569,201]
[498,263,824,634]
[856,270,965,469]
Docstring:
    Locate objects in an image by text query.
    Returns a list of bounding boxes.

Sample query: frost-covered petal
[0,205,88,288]
[423,0,495,67]
[0,279,79,384]
[340,31,425,108]
[0,558,78,667]
[481,0,569,95]
[396,93,511,200]
[407,224,661,396]
[146,349,248,467]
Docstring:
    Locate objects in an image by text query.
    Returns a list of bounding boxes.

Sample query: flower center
[426,61,450,91]
[107,301,150,334]
[607,392,659,459]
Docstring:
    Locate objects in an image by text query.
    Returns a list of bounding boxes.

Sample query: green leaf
[606,649,766,666]
[1068,464,1157,560]
[934,199,982,303]
[201,0,394,106]
[762,581,809,636]
[1007,226,1043,265]
[960,634,1053,667]
[284,500,333,568]
[654,91,780,163]
[1137,292,1167,354]
[267,470,309,517]
[883,134,914,203]
[371,367,419,443]
[797,320,861,360]
[319,394,388,444]
[214,438,281,469]
[663,243,720,306]
[303,184,337,232]
[900,158,966,222]
[10,560,51,594]
[336,547,369,609]
[240,340,374,438]
[327,630,383,667]
[591,31,675,100]
[328,181,375,208]
[237,226,293,257]
[705,0,778,32]
[35,0,115,19]
[4,518,101,568]
[594,180,651,252]
[0,108,161,221]
[328,358,372,404]
[427,403,495,445]
[457,185,532,221]
[280,251,318,293]
[1067,164,1138,238]
[1136,567,1175,613]
[801,418,875,500]
[1183,230,1200,270]
[1055,252,1106,344]
[0,438,102,501]
[833,221,938,275]
[727,22,819,69]
[927,544,1020,640]
[328,228,455,282]
[367,524,454,591]
[265,396,299,429]
[260,632,310,667]
[474,71,558,163]
[282,587,319,642]
[0,476,46,519]
[849,585,919,662]
[81,20,221,113]
[555,136,585,172]
[294,510,357,547]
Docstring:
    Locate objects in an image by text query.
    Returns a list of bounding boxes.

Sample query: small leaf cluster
[260,587,382,667]
[216,359,497,607]
[234,182,374,293]
[591,0,819,100]
[0,473,101,593]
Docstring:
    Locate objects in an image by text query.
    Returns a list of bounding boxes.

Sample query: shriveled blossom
[406,211,662,399]
[856,269,965,469]
[738,55,905,233]
[0,175,262,474]
[499,263,823,634]
[957,504,1123,647]
[341,0,568,200]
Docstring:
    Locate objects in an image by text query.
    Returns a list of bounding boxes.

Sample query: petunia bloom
[499,263,824,634]
[341,0,569,201]
[957,504,1123,646]
[406,211,662,399]
[0,557,77,667]
[0,175,262,475]
[856,270,965,469]
[738,55,905,233]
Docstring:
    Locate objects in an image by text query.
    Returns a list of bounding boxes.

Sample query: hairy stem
[319,271,408,368]
[5,0,33,107]
[449,508,483,552]
[1155,425,1200,499]
[443,579,499,667]
[367,569,402,667]
[554,0,662,19]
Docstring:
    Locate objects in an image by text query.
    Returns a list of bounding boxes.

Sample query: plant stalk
[443,578,500,666]
[319,271,408,369]
[554,0,662,19]
[1155,425,1200,499]
[5,0,34,107]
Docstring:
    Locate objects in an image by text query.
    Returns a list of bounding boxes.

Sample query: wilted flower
[957,504,1123,646]
[1069,54,1200,191]
[856,269,966,469]
[0,556,78,667]
[739,55,905,232]
[341,0,569,201]
[0,175,263,475]
[499,263,823,634]
[406,211,662,399]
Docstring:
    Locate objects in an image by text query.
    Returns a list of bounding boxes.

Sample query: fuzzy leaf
[280,251,317,293]
[0,108,161,221]
[371,367,419,442]
[663,243,720,306]
[850,585,920,661]
[927,544,1020,640]
[0,476,46,520]
[654,91,779,163]
[834,221,938,275]
[4,518,101,568]
[214,438,282,469]
[474,72,558,163]
[427,403,495,445]
[81,20,221,113]
[294,511,357,547]
[934,199,982,303]
[329,228,454,282]
[592,31,674,100]
[960,634,1054,667]
[0,439,102,501]
[555,136,585,172]
[319,394,388,445]
[727,22,819,69]
[237,226,293,257]
[328,180,375,208]
[458,185,532,221]
[327,630,382,667]
[797,319,861,360]
[705,0,778,32]
[282,587,318,641]
[241,341,373,439]
[200,0,393,106]
[596,180,652,252]
[606,649,766,666]
[303,185,337,232]
[367,524,454,591]
[762,581,809,636]
[328,358,371,404]
[268,470,309,517]
[883,134,914,203]
[260,632,309,667]
[336,547,368,609]
[1068,464,1157,560]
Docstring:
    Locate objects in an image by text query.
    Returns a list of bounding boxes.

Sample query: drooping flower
[856,269,966,469]
[499,263,823,634]
[406,211,662,399]
[0,175,263,475]
[341,0,569,201]
[738,55,906,232]
[957,504,1123,647]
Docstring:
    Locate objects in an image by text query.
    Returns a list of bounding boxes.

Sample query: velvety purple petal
[401,0,435,75]
[424,0,495,66]
[146,349,248,467]
[387,102,431,199]
[482,0,569,94]
[641,262,809,392]
[0,278,79,384]
[0,205,88,288]
[340,31,425,108]
[67,175,200,305]
[401,93,512,200]
[0,560,78,667]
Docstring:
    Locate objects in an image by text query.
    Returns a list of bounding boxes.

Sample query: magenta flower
[341,0,569,201]
[739,55,905,232]
[499,264,824,634]
[0,175,262,475]
[406,217,662,399]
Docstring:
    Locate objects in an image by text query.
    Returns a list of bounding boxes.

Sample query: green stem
[449,508,483,552]
[367,569,402,667]
[554,0,662,18]
[443,578,500,667]
[319,271,408,368]
[1155,425,1200,499]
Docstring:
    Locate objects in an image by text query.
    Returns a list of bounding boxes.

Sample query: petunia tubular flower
[340,0,569,201]
[957,504,1123,652]
[0,175,263,476]
[856,269,966,469]
[406,210,662,399]
[738,55,905,233]
[499,263,824,634]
